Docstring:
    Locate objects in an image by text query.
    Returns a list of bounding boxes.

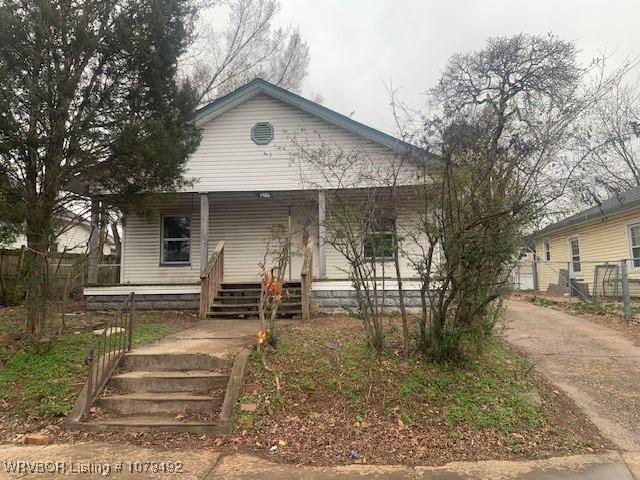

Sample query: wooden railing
[199,240,225,319]
[300,239,314,321]
[83,292,134,418]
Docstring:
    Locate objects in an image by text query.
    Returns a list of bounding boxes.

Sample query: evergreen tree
[0,0,202,336]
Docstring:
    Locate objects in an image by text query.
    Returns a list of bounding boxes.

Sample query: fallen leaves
[21,433,51,445]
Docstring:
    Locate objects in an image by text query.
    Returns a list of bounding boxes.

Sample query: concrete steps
[97,392,223,415]
[109,370,228,393]
[88,415,227,434]
[121,353,232,371]
[82,351,232,433]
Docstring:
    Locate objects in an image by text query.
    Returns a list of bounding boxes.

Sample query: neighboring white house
[8,210,116,256]
[84,78,429,311]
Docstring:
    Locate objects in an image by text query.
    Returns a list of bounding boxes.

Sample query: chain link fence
[512,258,639,321]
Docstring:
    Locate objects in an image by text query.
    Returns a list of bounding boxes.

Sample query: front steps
[81,352,232,433]
[207,281,303,319]
[109,370,228,393]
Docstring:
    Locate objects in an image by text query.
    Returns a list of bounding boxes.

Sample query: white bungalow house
[84,79,428,315]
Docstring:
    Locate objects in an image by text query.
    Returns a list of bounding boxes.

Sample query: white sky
[277,0,640,135]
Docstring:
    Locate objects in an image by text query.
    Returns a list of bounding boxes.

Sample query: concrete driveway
[504,299,640,453]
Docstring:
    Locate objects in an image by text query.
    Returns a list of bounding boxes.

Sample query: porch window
[568,237,581,274]
[161,216,191,265]
[628,223,640,267]
[363,215,396,260]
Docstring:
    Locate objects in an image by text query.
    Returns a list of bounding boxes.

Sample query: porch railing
[200,240,225,319]
[300,239,314,320]
[83,292,134,418]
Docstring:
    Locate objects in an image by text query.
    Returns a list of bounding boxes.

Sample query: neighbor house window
[568,237,581,274]
[363,215,395,260]
[161,216,191,264]
[628,223,640,268]
[543,240,551,262]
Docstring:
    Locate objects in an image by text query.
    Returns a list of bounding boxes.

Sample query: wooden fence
[0,248,119,305]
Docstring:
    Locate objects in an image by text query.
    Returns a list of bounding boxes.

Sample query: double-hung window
[568,237,581,274]
[161,216,191,265]
[628,223,640,268]
[363,215,396,261]
[543,240,551,262]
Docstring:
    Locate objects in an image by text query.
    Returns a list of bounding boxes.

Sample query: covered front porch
[119,190,328,284]
[84,189,424,315]
[84,189,331,314]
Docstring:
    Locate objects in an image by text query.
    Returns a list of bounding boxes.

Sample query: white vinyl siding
[121,194,202,284]
[208,193,294,282]
[185,93,407,192]
[324,197,423,280]
[121,192,314,284]
[120,191,424,284]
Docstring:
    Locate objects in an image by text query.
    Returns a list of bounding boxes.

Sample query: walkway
[132,319,261,357]
[0,443,637,479]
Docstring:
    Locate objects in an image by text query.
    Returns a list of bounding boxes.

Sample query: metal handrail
[300,239,314,320]
[199,240,225,319]
[83,292,134,418]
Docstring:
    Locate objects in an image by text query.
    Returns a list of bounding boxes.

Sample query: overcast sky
[276,0,640,135]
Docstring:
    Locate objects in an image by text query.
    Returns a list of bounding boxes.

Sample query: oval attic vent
[251,122,274,145]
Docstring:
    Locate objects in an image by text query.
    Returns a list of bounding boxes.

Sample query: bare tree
[286,130,416,357]
[257,224,289,334]
[571,73,640,204]
[398,33,627,361]
[432,33,583,159]
[405,128,538,361]
[186,0,310,105]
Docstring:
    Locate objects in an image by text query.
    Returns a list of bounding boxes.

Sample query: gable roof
[193,78,419,153]
[535,185,640,237]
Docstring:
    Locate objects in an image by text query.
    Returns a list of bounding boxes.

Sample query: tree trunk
[24,215,52,339]
[393,245,409,355]
[98,205,108,268]
[419,282,429,346]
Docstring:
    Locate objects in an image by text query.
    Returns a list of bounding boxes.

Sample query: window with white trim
[363,214,396,260]
[543,240,551,261]
[161,216,191,264]
[628,223,640,268]
[569,237,581,273]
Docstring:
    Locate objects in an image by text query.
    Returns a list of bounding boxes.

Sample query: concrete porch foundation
[85,293,199,311]
[84,281,426,313]
[312,289,423,313]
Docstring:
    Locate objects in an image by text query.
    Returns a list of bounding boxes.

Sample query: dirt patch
[38,314,609,467]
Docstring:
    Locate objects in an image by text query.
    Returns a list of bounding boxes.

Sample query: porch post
[200,192,209,272]
[318,190,327,279]
[87,197,100,284]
